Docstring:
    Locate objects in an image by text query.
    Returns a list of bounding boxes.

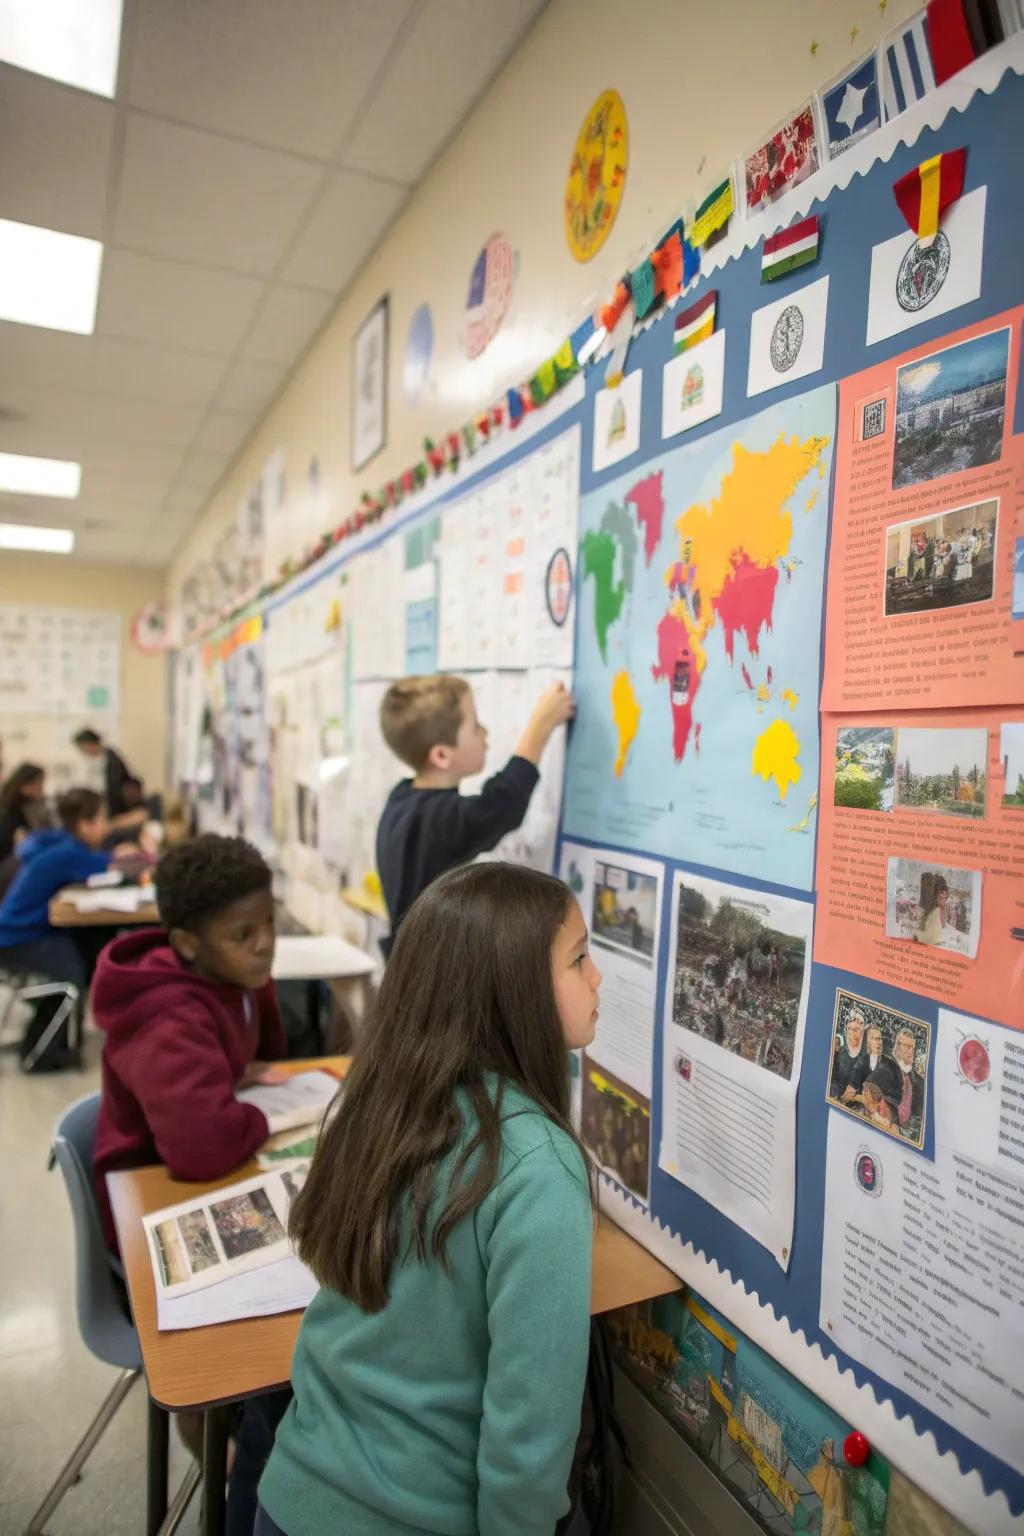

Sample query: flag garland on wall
[178,3,996,644]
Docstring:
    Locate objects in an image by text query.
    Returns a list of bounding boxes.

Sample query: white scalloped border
[629,32,1024,339]
[598,1174,1020,1535]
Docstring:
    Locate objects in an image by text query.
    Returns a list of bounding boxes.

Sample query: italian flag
[673,290,717,353]
[760,216,820,282]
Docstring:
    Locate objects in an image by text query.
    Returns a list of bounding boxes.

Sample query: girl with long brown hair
[257,861,601,1536]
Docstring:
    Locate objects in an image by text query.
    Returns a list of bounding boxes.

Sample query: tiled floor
[0,1031,200,1536]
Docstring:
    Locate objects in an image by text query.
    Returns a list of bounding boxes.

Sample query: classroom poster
[821,309,1024,712]
[659,871,811,1268]
[563,384,836,892]
[815,709,1024,1026]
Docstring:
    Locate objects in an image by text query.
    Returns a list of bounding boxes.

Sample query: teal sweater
[259,1082,593,1536]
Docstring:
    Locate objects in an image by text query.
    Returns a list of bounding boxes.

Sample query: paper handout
[236,1068,341,1136]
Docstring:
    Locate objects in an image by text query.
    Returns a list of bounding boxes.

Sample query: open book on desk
[157,1254,318,1332]
[237,1068,341,1136]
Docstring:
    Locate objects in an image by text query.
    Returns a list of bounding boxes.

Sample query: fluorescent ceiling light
[0,0,123,97]
[0,452,81,498]
[0,522,75,554]
[0,219,103,334]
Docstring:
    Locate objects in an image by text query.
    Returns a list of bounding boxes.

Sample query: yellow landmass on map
[668,432,831,671]
[611,669,641,778]
[780,688,799,711]
[752,718,802,803]
[757,683,770,702]
[788,790,818,833]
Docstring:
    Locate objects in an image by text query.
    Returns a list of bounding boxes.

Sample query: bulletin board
[0,604,121,792]
[167,38,1024,1534]
[559,44,1024,1536]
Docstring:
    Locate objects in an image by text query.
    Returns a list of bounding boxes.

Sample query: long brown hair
[0,762,43,819]
[290,861,593,1311]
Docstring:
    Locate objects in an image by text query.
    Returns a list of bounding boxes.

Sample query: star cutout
[835,80,869,135]
[850,24,860,42]
[810,38,819,55]
[879,0,888,12]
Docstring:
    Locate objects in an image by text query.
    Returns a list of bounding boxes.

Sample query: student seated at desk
[256,861,600,1536]
[0,761,49,863]
[0,788,133,1069]
[92,833,287,1249]
[375,673,574,954]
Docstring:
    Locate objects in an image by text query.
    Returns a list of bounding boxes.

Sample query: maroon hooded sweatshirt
[92,928,286,1248]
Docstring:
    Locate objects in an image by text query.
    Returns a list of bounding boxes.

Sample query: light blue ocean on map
[563,382,837,892]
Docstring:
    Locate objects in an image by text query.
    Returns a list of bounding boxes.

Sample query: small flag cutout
[692,178,734,247]
[881,12,936,120]
[926,0,977,82]
[761,216,820,282]
[673,289,717,353]
[893,147,966,244]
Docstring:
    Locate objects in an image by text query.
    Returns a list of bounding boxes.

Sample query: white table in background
[271,934,376,1048]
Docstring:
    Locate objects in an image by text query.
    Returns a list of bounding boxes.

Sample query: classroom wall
[0,554,167,789]
[166,0,918,601]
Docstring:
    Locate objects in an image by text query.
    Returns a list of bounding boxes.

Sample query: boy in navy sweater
[375,674,574,953]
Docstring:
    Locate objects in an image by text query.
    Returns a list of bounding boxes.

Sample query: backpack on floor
[557,1319,631,1536]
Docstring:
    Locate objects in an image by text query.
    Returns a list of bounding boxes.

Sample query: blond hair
[379,675,470,770]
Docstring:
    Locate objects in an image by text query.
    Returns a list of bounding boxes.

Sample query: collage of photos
[1002,722,1024,809]
[885,857,982,959]
[883,498,998,617]
[580,1056,651,1204]
[826,988,931,1150]
[833,725,988,819]
[891,327,1009,491]
[670,876,809,1082]
[592,858,659,965]
[145,1170,296,1297]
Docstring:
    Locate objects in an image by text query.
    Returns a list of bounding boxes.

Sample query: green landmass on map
[583,503,638,662]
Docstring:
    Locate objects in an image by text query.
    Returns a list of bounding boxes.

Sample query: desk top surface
[108,1057,680,1411]
[271,934,375,980]
[50,886,158,927]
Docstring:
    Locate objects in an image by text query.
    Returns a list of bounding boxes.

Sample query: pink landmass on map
[625,472,665,566]
[651,610,700,762]
[712,554,779,663]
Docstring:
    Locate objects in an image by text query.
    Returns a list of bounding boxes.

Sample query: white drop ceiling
[0,0,548,567]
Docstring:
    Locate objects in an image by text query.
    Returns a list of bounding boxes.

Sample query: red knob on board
[843,1431,870,1467]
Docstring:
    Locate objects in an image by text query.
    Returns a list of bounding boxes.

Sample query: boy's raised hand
[516,682,576,764]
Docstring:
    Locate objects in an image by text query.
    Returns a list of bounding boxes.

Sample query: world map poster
[563,383,836,891]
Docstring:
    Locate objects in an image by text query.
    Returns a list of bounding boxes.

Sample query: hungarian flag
[761,216,820,282]
[893,147,966,245]
[673,290,717,354]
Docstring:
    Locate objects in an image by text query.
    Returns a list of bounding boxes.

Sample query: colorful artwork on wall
[564,87,628,263]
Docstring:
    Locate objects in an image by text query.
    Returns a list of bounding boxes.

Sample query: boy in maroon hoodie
[93,834,287,1249]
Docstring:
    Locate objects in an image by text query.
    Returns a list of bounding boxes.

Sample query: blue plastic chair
[26,1093,199,1536]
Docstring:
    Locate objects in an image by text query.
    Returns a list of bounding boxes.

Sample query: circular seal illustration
[462,233,515,359]
[896,230,951,313]
[854,1146,883,1198]
[545,547,573,627]
[564,88,629,263]
[770,305,804,373]
[957,1035,991,1086]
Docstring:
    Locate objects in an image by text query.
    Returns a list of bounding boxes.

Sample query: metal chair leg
[148,1397,170,1536]
[23,1367,140,1535]
[157,1461,202,1536]
[19,983,79,1072]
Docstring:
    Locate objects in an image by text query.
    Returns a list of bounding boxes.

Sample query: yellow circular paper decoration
[564,88,628,263]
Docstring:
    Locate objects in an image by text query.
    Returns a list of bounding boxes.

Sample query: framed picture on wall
[351,296,388,472]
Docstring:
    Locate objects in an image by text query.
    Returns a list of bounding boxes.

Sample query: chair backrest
[51,1093,142,1372]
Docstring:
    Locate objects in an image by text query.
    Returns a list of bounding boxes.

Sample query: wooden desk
[50,886,158,927]
[109,1056,679,1533]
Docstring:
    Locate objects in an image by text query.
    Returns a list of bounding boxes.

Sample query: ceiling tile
[216,359,287,415]
[162,484,207,519]
[114,113,323,277]
[0,65,115,239]
[0,324,97,398]
[345,0,547,183]
[242,285,334,365]
[97,248,264,353]
[92,339,225,406]
[128,0,415,161]
[191,408,256,456]
[281,171,408,292]
[177,447,231,493]
[10,386,204,451]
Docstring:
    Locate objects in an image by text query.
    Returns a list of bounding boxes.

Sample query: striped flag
[673,290,717,354]
[692,178,734,247]
[880,12,937,121]
[893,147,966,243]
[926,0,977,81]
[761,217,820,282]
